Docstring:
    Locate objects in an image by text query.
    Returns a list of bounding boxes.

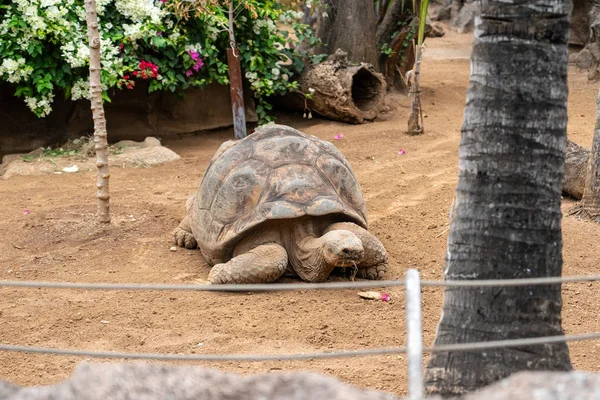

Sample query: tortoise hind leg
[173,215,197,249]
[208,244,288,284]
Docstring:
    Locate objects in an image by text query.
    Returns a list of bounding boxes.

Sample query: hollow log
[279,50,387,124]
[563,139,590,199]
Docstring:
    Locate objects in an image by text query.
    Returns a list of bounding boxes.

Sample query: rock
[2,363,600,399]
[144,137,162,147]
[112,136,162,150]
[563,139,590,200]
[109,146,180,168]
[460,371,600,400]
[1,140,181,179]
[434,4,452,21]
[452,0,478,33]
[427,21,446,38]
[0,363,401,400]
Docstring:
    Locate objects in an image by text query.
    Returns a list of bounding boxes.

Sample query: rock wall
[0,82,257,158]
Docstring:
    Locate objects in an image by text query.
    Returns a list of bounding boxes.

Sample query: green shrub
[0,0,320,123]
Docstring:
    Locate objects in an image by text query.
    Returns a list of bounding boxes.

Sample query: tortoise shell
[191,124,368,265]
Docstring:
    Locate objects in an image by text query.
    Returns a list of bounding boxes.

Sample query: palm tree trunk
[424,0,573,396]
[581,89,600,220]
[85,0,111,223]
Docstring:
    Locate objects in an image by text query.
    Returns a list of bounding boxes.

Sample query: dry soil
[0,28,599,397]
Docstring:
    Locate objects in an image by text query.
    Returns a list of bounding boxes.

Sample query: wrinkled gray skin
[174,124,388,284]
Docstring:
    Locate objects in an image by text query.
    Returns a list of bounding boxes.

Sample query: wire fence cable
[0,275,599,292]
[1,333,599,362]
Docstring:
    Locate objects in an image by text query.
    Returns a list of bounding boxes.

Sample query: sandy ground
[1,29,599,397]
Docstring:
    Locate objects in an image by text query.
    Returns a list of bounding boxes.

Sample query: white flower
[271,67,280,77]
[0,57,32,83]
[185,43,203,53]
[115,0,162,24]
[24,93,55,117]
[71,78,91,101]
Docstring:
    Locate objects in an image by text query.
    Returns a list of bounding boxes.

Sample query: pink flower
[186,69,193,77]
[23,210,30,215]
[188,50,200,61]
[380,293,390,302]
[334,134,344,140]
[157,31,163,36]
[398,149,406,155]
[160,0,168,2]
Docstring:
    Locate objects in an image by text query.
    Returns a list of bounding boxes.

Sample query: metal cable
[1,333,598,362]
[421,275,600,287]
[0,275,598,292]
[0,279,406,292]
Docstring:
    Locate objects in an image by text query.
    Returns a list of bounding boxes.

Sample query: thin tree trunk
[85,0,110,223]
[407,44,423,135]
[581,89,600,219]
[424,0,573,396]
[316,0,379,67]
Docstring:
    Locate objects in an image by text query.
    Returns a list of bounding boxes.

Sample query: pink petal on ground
[334,135,341,140]
[398,149,406,155]
[23,210,30,215]
[380,293,391,302]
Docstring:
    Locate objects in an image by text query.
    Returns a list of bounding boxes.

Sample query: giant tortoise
[173,124,388,284]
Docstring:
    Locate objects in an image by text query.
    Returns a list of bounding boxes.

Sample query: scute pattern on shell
[191,124,368,265]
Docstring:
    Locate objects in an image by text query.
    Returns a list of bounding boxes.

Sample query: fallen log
[277,50,387,124]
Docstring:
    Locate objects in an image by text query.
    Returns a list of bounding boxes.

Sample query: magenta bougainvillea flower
[334,134,344,140]
[398,149,406,155]
[186,50,204,77]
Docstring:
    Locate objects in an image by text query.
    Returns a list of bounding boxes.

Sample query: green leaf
[152,36,167,48]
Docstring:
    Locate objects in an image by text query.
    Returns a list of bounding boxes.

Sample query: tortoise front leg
[325,222,388,280]
[208,244,288,284]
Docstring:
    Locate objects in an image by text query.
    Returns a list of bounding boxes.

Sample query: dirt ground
[1,29,600,397]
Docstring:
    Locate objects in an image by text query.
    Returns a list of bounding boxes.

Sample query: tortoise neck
[289,219,335,282]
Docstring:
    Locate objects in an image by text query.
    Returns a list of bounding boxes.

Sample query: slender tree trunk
[424,0,573,396]
[85,0,110,223]
[407,44,423,135]
[227,0,246,139]
[316,0,379,67]
[581,89,600,219]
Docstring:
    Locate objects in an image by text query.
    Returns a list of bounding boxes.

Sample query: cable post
[405,268,424,400]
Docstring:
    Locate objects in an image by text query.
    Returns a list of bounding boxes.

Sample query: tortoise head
[321,230,364,268]
[296,230,364,282]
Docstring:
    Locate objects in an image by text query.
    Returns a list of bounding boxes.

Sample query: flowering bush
[0,0,322,123]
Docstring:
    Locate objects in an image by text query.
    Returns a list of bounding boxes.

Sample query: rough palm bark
[424,0,573,396]
[580,89,600,219]
[315,0,379,67]
[85,0,111,223]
